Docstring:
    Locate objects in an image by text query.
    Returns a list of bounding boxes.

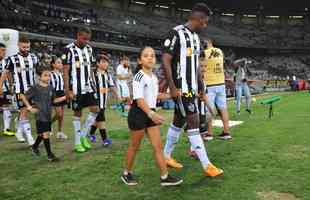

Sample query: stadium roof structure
[135,0,310,15]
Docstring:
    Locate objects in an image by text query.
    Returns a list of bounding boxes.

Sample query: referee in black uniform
[162,3,223,177]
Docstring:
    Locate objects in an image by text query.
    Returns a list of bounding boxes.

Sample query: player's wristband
[147,110,155,119]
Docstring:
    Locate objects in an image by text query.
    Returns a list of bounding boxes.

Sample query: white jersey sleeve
[132,75,145,100]
[116,65,123,76]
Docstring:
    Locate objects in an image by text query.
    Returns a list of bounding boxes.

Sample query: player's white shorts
[117,84,130,98]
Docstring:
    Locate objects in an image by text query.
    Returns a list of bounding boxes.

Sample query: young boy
[20,67,66,161]
[89,53,119,146]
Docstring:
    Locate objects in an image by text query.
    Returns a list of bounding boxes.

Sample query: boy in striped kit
[63,27,99,153]
[0,43,15,137]
[89,52,119,146]
[0,37,38,145]
[50,56,68,140]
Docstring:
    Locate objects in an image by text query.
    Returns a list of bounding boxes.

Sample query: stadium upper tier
[1,0,310,49]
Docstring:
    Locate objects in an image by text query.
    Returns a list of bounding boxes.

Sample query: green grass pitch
[0,91,309,200]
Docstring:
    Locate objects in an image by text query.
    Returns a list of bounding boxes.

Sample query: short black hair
[78,27,92,35]
[0,43,6,48]
[192,3,213,16]
[36,66,51,77]
[19,35,30,43]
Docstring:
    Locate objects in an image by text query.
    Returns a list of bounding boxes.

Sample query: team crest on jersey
[164,39,171,47]
[2,33,10,42]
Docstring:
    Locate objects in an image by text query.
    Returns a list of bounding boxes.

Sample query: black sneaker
[47,153,59,162]
[246,109,252,114]
[31,146,40,156]
[218,132,232,140]
[121,173,138,186]
[160,175,183,186]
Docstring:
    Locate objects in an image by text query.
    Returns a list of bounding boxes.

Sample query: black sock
[90,125,97,136]
[100,129,107,141]
[43,138,53,156]
[33,136,42,149]
[120,102,125,112]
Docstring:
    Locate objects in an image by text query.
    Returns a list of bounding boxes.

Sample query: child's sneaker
[56,132,68,140]
[160,175,183,186]
[89,135,97,143]
[47,153,59,162]
[31,146,40,156]
[121,173,138,186]
[102,138,112,147]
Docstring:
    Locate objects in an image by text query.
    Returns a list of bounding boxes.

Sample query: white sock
[161,173,168,179]
[15,120,25,141]
[22,120,34,145]
[81,112,97,137]
[163,124,182,158]
[3,109,12,130]
[73,117,81,145]
[188,129,210,169]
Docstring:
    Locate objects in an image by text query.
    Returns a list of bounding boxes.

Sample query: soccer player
[0,36,38,145]
[121,46,183,186]
[20,66,66,162]
[116,55,132,116]
[0,43,15,136]
[88,52,119,146]
[233,58,252,115]
[50,56,68,140]
[200,39,232,141]
[63,27,99,153]
[162,3,223,177]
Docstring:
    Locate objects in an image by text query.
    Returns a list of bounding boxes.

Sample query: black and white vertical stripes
[6,53,38,94]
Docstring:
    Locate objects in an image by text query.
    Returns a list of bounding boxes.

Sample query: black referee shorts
[72,92,98,111]
[127,106,157,131]
[36,120,52,135]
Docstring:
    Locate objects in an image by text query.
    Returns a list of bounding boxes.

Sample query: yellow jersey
[200,47,225,86]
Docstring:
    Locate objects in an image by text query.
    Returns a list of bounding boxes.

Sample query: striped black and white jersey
[50,70,64,92]
[132,70,158,109]
[63,42,95,95]
[0,58,10,93]
[162,24,201,95]
[6,53,38,94]
[93,69,115,109]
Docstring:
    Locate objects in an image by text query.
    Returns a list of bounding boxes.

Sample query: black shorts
[16,93,33,109]
[127,106,157,131]
[96,109,106,122]
[173,95,198,119]
[53,90,67,107]
[36,120,52,135]
[0,92,12,106]
[72,92,98,111]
